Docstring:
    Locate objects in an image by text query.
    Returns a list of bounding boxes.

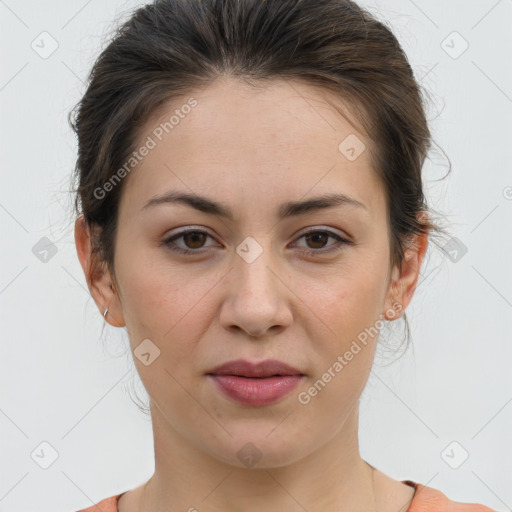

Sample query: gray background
[1,0,511,510]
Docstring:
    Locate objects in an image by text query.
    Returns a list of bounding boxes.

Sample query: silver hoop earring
[103,308,108,318]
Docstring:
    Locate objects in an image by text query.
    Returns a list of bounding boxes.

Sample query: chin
[206,427,315,470]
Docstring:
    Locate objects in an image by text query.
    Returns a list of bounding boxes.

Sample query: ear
[74,215,125,327]
[383,221,429,321]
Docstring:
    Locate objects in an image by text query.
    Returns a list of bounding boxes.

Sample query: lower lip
[208,374,304,406]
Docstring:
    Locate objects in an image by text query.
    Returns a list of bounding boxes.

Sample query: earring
[382,308,402,321]
[103,308,109,318]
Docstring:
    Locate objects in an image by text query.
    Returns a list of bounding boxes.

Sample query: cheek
[302,252,389,377]
[117,256,221,376]
[316,263,386,331]
[116,243,193,330]
[300,274,384,420]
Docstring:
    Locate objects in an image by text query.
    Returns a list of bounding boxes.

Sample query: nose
[219,243,293,338]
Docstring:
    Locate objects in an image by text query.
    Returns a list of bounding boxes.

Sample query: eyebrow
[141,190,368,219]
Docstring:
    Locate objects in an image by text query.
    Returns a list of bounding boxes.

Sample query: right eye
[162,228,219,255]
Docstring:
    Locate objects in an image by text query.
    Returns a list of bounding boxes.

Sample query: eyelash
[162,228,353,257]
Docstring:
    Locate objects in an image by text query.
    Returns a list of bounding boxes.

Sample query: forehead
[148,77,366,155]
[118,77,383,221]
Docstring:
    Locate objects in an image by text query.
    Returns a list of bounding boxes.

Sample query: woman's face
[80,77,423,468]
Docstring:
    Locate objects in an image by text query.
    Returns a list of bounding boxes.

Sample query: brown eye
[304,232,330,249]
[163,229,217,255]
[294,229,353,256]
[163,228,352,257]
[181,231,207,249]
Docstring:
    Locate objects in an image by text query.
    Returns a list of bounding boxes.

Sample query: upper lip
[207,359,305,378]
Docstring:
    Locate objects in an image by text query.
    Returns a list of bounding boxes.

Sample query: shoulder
[75,493,123,512]
[405,481,497,512]
[74,484,497,512]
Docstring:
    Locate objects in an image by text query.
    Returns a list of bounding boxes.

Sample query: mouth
[206,359,305,406]
[206,358,305,378]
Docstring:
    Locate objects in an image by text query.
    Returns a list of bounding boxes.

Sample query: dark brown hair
[69,0,449,349]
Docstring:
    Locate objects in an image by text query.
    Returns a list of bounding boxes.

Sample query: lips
[206,359,305,406]
[206,358,305,378]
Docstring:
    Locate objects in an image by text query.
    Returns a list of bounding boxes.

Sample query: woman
[71,0,496,510]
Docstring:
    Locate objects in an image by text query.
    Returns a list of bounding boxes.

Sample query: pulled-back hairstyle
[69,0,449,353]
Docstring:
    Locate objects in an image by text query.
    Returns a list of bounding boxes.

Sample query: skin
[75,77,427,511]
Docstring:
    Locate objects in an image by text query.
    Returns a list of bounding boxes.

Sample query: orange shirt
[76,480,496,511]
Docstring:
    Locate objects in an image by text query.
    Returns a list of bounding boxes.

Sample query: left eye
[162,228,352,256]
[293,230,351,254]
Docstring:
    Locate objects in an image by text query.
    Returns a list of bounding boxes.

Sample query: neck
[135,400,378,512]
